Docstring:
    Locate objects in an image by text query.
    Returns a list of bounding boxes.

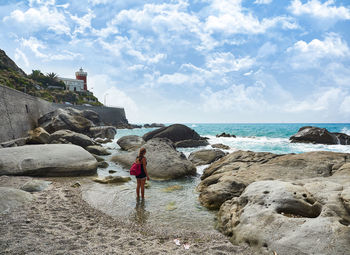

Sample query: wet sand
[0,176,255,255]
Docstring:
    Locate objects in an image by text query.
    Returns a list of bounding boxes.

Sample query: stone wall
[0,84,127,143]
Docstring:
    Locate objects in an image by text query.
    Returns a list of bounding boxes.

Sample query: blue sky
[0,0,350,123]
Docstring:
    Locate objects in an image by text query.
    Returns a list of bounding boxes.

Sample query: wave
[341,127,350,136]
[205,135,350,154]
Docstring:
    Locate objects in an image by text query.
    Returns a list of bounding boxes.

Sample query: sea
[116,123,350,155]
[82,123,350,236]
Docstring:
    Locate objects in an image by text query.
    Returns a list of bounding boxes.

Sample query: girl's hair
[138,147,146,158]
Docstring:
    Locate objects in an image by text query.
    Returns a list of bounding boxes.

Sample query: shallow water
[82,123,350,234]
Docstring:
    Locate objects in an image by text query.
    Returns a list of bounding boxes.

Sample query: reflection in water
[130,198,150,225]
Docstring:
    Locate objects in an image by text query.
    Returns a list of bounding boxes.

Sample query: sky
[0,0,350,123]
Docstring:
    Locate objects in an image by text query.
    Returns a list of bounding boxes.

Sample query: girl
[135,147,149,199]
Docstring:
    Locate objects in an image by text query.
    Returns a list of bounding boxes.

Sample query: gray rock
[26,127,50,144]
[81,110,103,126]
[290,126,350,145]
[20,180,52,192]
[189,149,226,166]
[198,150,350,209]
[142,124,202,143]
[50,129,95,148]
[94,138,112,144]
[85,145,111,156]
[89,126,116,139]
[218,180,350,255]
[117,135,145,151]
[92,175,131,184]
[0,137,27,148]
[174,139,209,148]
[216,132,236,138]
[0,144,98,177]
[98,161,109,168]
[38,108,93,134]
[112,138,196,180]
[0,187,33,213]
[211,143,231,150]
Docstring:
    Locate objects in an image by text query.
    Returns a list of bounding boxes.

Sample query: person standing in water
[135,147,149,199]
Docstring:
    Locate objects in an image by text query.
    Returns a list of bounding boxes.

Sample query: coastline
[0,175,254,255]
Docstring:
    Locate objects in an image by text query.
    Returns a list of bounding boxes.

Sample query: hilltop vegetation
[0,49,102,106]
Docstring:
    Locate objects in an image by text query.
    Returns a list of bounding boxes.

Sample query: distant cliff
[0,48,101,105]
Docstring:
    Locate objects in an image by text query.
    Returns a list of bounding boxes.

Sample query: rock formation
[117,135,145,151]
[112,138,196,180]
[142,124,208,148]
[188,149,226,166]
[290,126,350,145]
[0,144,98,176]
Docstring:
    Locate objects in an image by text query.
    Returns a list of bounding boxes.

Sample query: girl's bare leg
[136,179,141,198]
[140,179,146,198]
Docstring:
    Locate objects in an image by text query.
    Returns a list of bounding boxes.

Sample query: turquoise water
[83,123,350,235]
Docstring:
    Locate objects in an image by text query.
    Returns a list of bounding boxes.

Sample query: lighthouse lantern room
[75,67,87,91]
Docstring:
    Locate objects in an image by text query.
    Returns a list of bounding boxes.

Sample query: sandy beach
[0,176,254,255]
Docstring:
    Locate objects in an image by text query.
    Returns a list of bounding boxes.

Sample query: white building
[58,77,84,92]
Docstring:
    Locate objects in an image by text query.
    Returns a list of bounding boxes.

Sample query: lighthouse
[75,67,87,91]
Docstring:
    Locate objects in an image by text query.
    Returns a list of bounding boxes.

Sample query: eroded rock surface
[188,149,226,166]
[218,179,350,255]
[198,150,350,209]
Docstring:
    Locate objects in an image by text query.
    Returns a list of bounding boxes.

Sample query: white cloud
[70,9,95,35]
[289,0,350,20]
[21,37,47,58]
[340,96,350,113]
[14,48,29,67]
[287,33,350,68]
[89,74,139,117]
[200,83,266,112]
[257,42,277,58]
[285,87,342,112]
[254,0,273,4]
[99,36,166,64]
[205,0,298,35]
[3,6,70,35]
[206,52,255,72]
[20,37,82,61]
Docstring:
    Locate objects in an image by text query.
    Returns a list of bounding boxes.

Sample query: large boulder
[0,144,98,176]
[188,149,226,166]
[0,187,33,213]
[111,138,196,180]
[26,127,50,144]
[81,109,103,126]
[117,135,145,151]
[142,124,207,145]
[217,179,350,255]
[85,145,111,156]
[174,139,209,148]
[211,143,231,150]
[216,132,236,138]
[38,108,94,134]
[198,150,350,209]
[290,126,350,145]
[50,129,95,148]
[89,126,116,139]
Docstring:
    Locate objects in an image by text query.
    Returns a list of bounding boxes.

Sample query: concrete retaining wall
[0,84,127,143]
